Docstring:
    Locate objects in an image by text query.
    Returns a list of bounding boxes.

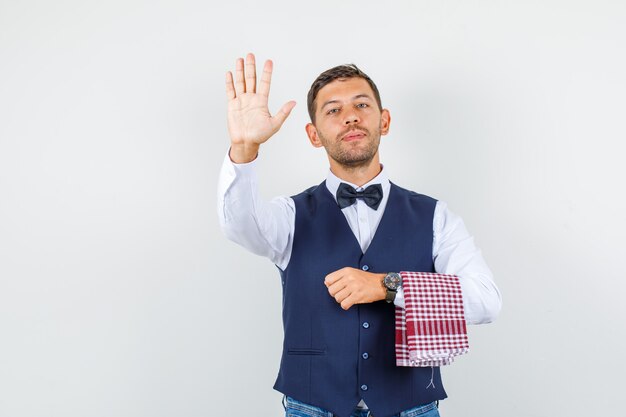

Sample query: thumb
[271,100,296,132]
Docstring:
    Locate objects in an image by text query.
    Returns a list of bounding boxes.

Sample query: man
[218,53,501,417]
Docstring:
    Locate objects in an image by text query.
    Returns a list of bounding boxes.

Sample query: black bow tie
[336,182,383,210]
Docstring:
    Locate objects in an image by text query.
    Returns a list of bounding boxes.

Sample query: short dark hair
[307,64,382,124]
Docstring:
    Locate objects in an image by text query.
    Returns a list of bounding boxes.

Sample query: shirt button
[362,322,370,329]
[361,265,369,271]
[360,384,368,391]
[362,352,369,359]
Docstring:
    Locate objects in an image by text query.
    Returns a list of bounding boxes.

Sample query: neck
[329,154,382,187]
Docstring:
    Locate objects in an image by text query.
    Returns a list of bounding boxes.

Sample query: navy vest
[274,181,446,417]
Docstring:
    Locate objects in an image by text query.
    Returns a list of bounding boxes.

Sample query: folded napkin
[395,271,469,367]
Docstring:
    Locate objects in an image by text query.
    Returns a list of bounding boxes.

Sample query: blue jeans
[284,396,440,417]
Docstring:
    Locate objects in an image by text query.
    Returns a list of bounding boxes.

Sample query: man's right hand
[225,53,296,163]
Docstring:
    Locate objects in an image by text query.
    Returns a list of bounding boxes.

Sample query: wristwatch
[382,272,402,303]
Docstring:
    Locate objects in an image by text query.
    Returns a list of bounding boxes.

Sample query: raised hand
[225,53,296,163]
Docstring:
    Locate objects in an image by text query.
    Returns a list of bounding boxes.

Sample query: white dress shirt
[217,154,502,325]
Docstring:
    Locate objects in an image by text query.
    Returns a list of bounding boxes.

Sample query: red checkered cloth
[395,271,469,367]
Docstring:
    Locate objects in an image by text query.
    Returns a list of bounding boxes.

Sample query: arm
[322,202,502,322]
[433,201,502,324]
[217,155,295,268]
[218,53,297,268]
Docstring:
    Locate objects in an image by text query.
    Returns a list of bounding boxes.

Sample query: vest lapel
[318,181,365,255]
[319,181,398,258]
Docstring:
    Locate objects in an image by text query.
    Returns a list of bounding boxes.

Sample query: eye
[326,108,339,115]
[356,103,369,108]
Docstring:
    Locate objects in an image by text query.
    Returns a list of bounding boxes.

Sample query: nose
[343,109,359,125]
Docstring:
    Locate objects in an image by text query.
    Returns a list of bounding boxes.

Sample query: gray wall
[1,1,624,416]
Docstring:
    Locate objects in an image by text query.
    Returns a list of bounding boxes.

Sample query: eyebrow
[320,94,373,110]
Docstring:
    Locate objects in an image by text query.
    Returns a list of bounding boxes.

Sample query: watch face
[384,272,402,290]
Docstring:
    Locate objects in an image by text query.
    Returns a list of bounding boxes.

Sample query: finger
[270,100,297,133]
[225,71,236,100]
[234,57,246,95]
[258,59,273,97]
[333,287,351,304]
[341,294,358,311]
[245,53,256,94]
[327,280,347,297]
[324,267,345,287]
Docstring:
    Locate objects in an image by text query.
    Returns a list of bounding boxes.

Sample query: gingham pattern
[395,271,469,367]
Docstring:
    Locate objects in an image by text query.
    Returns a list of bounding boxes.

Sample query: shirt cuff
[394,285,405,309]
[219,151,258,188]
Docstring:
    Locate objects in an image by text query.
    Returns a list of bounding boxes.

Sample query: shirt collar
[325,164,391,204]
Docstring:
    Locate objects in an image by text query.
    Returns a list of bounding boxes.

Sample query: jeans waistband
[284,396,438,417]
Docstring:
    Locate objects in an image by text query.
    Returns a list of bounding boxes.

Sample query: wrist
[382,272,402,303]
[229,143,260,164]
[377,273,387,301]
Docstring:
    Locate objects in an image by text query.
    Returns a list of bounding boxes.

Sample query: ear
[380,109,391,136]
[305,123,324,148]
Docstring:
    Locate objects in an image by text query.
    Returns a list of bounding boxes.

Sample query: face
[306,77,390,169]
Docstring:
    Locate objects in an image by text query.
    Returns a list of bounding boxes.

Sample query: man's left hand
[324,267,387,310]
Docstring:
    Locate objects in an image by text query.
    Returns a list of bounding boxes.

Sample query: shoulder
[291,181,326,201]
[289,181,329,215]
[390,182,438,205]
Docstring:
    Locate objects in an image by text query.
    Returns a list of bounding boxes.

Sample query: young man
[218,53,501,417]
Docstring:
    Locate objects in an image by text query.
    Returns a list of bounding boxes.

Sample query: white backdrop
[1,1,625,416]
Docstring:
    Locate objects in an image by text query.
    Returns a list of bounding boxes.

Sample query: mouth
[342,130,367,142]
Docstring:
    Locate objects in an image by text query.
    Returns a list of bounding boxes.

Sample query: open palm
[226,54,296,150]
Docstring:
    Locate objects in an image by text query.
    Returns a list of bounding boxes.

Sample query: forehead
[316,77,375,106]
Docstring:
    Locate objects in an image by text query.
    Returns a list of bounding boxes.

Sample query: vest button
[360,384,368,391]
[362,322,370,329]
[362,352,369,359]
[361,265,369,271]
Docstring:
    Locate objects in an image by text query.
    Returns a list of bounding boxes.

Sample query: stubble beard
[318,125,382,170]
